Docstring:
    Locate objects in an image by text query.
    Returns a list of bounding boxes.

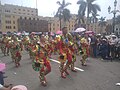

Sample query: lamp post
[108,0,120,33]
[59,10,63,31]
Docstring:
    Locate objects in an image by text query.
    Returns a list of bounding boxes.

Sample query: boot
[61,72,66,78]
[40,77,47,86]
[65,70,69,75]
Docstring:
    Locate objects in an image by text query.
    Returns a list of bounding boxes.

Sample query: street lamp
[108,0,120,33]
[59,9,63,31]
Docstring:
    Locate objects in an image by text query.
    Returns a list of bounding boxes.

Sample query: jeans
[0,72,4,85]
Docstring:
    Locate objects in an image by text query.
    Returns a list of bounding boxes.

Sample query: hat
[11,85,27,90]
[37,41,40,44]
[102,39,106,41]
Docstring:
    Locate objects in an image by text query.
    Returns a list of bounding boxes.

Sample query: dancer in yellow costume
[80,36,89,66]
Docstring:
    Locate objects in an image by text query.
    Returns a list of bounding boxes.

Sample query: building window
[20,16,22,19]
[27,10,29,12]
[23,9,25,11]
[29,17,31,20]
[13,16,15,18]
[5,20,11,24]
[6,26,11,29]
[33,18,35,20]
[10,26,11,29]
[13,26,16,29]
[5,10,10,12]
[13,21,15,24]
[18,9,21,11]
[25,17,27,20]
[5,15,11,18]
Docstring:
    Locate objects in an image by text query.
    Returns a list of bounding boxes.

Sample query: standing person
[109,35,118,59]
[1,34,8,56]
[99,39,108,60]
[57,27,77,78]
[80,36,89,66]
[11,37,22,67]
[32,35,51,86]
[90,35,98,58]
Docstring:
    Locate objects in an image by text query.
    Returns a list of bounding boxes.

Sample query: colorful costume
[10,36,22,67]
[32,36,51,86]
[1,35,9,56]
[80,37,89,66]
[57,33,77,78]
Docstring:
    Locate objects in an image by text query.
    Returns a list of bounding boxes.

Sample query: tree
[76,2,86,27]
[98,17,107,33]
[77,0,101,29]
[55,0,71,30]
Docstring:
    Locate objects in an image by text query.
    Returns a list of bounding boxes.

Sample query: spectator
[99,39,108,60]
[90,35,98,58]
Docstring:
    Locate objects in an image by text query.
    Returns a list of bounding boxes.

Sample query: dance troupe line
[0,27,90,86]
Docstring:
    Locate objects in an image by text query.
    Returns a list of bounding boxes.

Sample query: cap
[11,85,27,90]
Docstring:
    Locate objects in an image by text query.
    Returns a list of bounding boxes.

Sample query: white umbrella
[74,28,86,33]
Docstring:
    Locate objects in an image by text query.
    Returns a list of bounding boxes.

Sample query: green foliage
[77,0,101,25]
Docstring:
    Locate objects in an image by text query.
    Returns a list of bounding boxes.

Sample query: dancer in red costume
[57,27,77,78]
[32,35,51,86]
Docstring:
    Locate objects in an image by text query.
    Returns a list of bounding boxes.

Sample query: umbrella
[0,63,6,72]
[74,28,86,33]
[85,31,94,34]
[50,32,54,36]
[11,85,27,90]
[16,32,22,36]
[56,30,62,35]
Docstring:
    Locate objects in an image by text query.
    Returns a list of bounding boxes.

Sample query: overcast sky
[1,0,120,19]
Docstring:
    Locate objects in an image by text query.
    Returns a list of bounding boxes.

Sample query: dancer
[57,27,77,78]
[32,35,51,86]
[80,36,89,66]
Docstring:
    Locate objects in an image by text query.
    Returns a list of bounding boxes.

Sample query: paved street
[0,51,120,90]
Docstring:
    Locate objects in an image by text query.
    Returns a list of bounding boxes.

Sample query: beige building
[47,15,77,33]
[18,17,48,32]
[0,2,115,34]
[0,3,38,32]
